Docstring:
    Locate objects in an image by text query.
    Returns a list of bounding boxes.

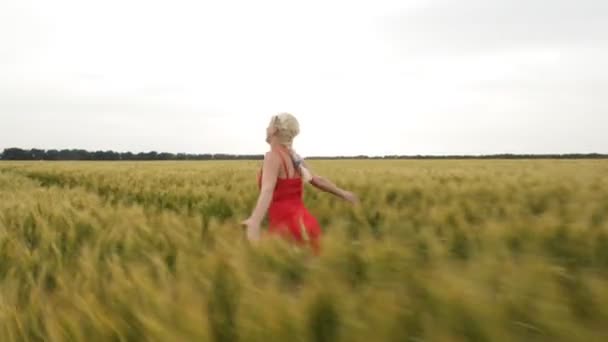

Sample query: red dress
[257,147,322,253]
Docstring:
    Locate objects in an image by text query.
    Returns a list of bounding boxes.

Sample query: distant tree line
[0,148,263,161]
[1,148,606,161]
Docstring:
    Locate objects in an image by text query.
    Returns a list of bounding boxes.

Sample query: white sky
[1,0,607,156]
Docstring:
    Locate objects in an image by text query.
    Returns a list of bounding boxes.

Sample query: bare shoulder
[264,149,279,159]
[263,150,281,166]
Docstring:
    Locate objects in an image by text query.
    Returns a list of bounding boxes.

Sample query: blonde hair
[271,113,300,146]
[271,113,313,182]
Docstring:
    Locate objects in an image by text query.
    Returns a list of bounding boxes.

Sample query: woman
[241,113,358,253]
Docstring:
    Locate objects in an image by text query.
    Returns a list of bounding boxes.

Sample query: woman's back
[257,146,303,199]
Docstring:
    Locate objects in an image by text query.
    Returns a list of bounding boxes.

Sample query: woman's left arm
[242,151,280,240]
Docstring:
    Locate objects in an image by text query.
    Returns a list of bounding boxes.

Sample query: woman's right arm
[302,160,358,203]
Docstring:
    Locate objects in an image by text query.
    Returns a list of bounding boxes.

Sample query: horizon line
[1,147,607,160]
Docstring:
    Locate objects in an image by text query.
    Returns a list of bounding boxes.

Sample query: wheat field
[0,160,607,342]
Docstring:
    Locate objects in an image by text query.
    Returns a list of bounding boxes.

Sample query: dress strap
[275,149,291,178]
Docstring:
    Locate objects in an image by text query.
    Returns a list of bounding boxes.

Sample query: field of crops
[0,160,607,341]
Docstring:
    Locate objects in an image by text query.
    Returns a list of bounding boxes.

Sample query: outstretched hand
[241,217,261,242]
[342,191,360,204]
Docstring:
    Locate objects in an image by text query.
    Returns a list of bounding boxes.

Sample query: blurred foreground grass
[0,160,607,341]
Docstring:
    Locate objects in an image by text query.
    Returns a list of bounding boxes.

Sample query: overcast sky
[1,0,607,156]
